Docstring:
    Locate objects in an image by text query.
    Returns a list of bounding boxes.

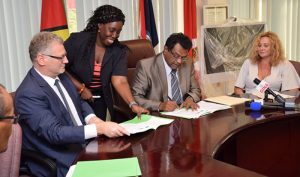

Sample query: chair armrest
[20,149,57,177]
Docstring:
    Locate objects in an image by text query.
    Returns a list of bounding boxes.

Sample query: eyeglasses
[169,50,188,62]
[0,115,19,124]
[42,54,67,60]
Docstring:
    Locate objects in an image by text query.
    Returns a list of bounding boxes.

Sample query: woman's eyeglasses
[0,115,19,124]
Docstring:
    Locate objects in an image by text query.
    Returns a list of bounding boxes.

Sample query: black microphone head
[253,78,261,85]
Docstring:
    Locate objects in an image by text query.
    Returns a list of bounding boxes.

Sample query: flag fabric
[184,0,204,101]
[139,0,159,47]
[184,0,197,58]
[40,0,69,41]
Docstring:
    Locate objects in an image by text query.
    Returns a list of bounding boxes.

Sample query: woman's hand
[131,105,149,119]
[80,87,94,102]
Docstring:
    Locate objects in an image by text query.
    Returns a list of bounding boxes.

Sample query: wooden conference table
[75,91,300,177]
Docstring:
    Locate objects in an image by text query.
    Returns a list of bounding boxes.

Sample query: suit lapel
[155,54,169,101]
[30,68,61,102]
[30,68,81,126]
[178,64,187,96]
[101,47,113,67]
[59,75,85,125]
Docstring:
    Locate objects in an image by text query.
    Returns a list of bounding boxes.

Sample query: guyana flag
[40,0,69,41]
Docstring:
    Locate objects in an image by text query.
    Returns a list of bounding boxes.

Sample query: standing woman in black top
[64,5,148,121]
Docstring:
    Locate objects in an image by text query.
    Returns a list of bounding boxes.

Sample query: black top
[64,32,128,116]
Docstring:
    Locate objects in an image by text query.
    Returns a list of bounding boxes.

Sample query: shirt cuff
[84,124,97,140]
[84,113,96,124]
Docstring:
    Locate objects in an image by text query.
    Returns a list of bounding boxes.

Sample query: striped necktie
[171,69,182,104]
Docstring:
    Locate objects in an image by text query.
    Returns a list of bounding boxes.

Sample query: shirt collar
[34,67,59,86]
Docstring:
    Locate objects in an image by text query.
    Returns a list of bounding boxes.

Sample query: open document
[160,100,231,119]
[70,157,141,177]
[120,114,174,134]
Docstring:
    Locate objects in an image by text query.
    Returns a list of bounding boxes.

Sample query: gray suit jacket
[131,53,201,111]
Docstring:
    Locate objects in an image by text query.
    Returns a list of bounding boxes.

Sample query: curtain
[0,0,41,92]
[265,0,300,61]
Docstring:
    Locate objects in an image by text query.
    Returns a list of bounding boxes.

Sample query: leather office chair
[9,92,57,177]
[111,39,155,122]
[290,60,300,77]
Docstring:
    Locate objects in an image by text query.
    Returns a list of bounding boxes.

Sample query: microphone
[253,78,286,103]
[245,100,296,111]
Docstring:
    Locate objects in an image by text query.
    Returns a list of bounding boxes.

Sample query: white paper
[120,115,174,134]
[66,165,76,177]
[160,101,231,119]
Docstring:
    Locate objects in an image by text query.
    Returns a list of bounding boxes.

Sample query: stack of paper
[204,95,251,106]
[160,100,231,119]
[70,157,141,177]
[120,114,174,134]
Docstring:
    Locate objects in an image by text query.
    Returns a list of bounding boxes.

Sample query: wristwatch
[129,101,138,108]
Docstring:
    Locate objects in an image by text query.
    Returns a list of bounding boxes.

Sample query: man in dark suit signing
[15,32,129,177]
[131,33,201,112]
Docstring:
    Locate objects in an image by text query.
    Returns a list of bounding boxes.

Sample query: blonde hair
[28,32,63,62]
[250,31,285,66]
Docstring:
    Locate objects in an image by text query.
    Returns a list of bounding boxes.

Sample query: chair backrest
[0,123,22,177]
[290,60,300,77]
[111,39,155,122]
[122,39,156,83]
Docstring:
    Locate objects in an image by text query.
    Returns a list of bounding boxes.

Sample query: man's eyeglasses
[0,115,19,124]
[42,54,67,60]
[169,50,188,62]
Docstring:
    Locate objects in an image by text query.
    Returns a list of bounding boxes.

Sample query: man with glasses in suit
[0,84,16,152]
[15,32,129,177]
[131,33,201,112]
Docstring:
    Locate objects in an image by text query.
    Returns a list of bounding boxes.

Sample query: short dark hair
[83,5,125,32]
[165,33,192,51]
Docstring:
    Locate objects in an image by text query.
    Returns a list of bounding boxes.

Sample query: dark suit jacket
[64,32,128,117]
[131,53,201,111]
[15,68,94,177]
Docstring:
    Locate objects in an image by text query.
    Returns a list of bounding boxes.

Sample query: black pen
[168,96,172,101]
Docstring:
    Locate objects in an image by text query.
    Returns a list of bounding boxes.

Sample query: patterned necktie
[54,79,78,126]
[171,69,182,104]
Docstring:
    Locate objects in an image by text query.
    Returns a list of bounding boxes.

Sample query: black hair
[165,33,192,51]
[83,5,125,32]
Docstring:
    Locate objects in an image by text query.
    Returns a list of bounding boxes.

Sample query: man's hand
[95,121,130,138]
[88,116,104,124]
[180,96,199,111]
[131,105,149,119]
[159,101,178,112]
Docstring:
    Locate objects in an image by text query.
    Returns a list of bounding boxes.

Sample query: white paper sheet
[160,101,231,119]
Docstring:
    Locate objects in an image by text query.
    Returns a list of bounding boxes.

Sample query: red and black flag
[40,0,69,41]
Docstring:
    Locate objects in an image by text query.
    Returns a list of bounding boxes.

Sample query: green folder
[124,114,152,124]
[72,157,141,177]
